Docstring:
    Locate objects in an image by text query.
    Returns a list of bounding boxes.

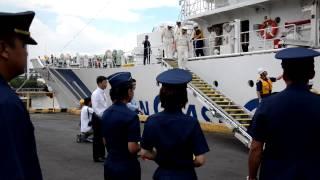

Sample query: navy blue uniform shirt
[141,110,209,170]
[249,84,320,180]
[0,76,42,180]
[102,102,141,160]
[143,40,151,52]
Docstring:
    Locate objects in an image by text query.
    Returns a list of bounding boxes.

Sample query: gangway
[49,69,82,100]
[162,59,252,148]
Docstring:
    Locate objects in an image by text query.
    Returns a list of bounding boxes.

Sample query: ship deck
[31,113,248,180]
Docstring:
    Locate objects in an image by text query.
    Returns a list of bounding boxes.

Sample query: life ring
[258,19,278,39]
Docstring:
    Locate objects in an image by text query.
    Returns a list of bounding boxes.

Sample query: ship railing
[14,88,46,92]
[239,24,297,52]
[44,46,164,69]
[133,46,163,56]
[44,59,120,69]
[181,0,214,19]
[190,23,297,57]
[181,0,255,20]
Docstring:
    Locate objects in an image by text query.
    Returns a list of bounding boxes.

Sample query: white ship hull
[32,49,320,124]
[31,0,320,126]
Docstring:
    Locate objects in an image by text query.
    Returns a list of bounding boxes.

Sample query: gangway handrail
[188,84,252,147]
[188,83,252,137]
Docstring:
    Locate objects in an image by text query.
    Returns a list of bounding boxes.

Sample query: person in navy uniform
[0,11,42,180]
[143,35,151,65]
[102,72,141,180]
[140,69,209,180]
[248,48,320,180]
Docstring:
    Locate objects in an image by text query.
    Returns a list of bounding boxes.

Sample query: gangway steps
[162,59,252,147]
[190,72,253,137]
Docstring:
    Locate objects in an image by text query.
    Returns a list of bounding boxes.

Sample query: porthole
[213,81,219,87]
[248,80,254,87]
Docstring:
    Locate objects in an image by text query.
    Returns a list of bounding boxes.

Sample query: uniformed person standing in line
[141,69,209,180]
[143,35,151,65]
[208,26,220,55]
[91,76,109,162]
[0,11,42,179]
[102,72,141,180]
[174,21,182,38]
[248,48,320,180]
[256,68,282,102]
[176,27,190,69]
[161,24,175,59]
[174,21,182,59]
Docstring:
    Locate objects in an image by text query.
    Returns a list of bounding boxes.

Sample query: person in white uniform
[174,21,182,40]
[91,76,109,162]
[173,21,182,59]
[92,76,109,117]
[162,24,175,59]
[79,97,94,142]
[176,27,190,69]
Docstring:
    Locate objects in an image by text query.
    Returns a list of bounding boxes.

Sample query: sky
[0,0,180,58]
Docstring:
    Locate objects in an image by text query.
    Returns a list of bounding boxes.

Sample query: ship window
[213,81,219,87]
[248,80,254,87]
[241,20,250,52]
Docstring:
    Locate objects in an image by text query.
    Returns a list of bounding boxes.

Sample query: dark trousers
[104,159,141,180]
[144,51,151,65]
[153,167,197,180]
[193,40,204,57]
[195,49,204,57]
[92,115,105,160]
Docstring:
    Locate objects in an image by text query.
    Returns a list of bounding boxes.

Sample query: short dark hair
[281,59,315,84]
[0,32,20,48]
[84,97,91,106]
[96,76,107,84]
[160,84,188,111]
[110,83,133,102]
[131,78,136,83]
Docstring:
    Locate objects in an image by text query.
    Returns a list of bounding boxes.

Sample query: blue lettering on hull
[139,101,150,115]
[186,105,198,120]
[139,95,212,122]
